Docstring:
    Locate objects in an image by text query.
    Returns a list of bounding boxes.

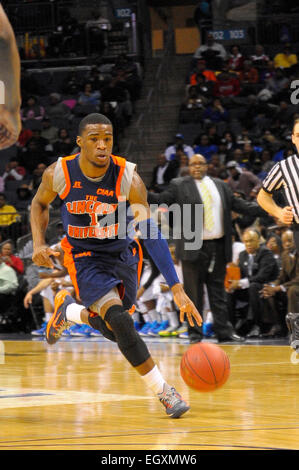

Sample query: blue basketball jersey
[56,153,135,254]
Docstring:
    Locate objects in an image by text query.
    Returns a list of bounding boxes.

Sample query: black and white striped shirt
[262,154,299,223]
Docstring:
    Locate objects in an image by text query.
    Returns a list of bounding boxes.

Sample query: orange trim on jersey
[60,236,80,299]
[134,237,143,287]
[60,154,78,200]
[111,154,126,199]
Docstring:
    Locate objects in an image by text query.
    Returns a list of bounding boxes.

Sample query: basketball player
[30,113,202,418]
[257,118,299,352]
[0,4,21,149]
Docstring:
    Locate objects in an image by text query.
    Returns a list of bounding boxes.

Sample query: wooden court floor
[0,336,298,450]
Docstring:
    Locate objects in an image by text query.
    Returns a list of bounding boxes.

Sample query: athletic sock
[45,313,52,322]
[140,364,166,395]
[66,304,85,324]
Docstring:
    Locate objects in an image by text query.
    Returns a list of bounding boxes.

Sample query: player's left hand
[0,106,21,150]
[171,283,202,327]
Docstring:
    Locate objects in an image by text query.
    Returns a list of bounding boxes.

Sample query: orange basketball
[180,343,230,392]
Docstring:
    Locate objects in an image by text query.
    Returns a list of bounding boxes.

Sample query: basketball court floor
[0,334,298,451]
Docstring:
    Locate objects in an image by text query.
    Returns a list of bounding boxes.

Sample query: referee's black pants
[181,237,234,340]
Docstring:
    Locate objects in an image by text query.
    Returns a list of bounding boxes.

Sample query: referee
[257,118,299,352]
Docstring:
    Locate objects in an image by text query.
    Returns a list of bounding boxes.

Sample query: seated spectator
[206,124,223,146]
[203,98,228,124]
[239,60,260,96]
[14,184,33,212]
[221,131,236,153]
[18,139,50,174]
[0,193,18,229]
[0,256,18,310]
[111,53,142,103]
[261,229,298,337]
[193,73,215,101]
[260,60,276,83]
[0,241,24,275]
[189,59,217,84]
[17,125,33,148]
[40,117,59,144]
[193,33,227,70]
[213,71,241,103]
[226,227,279,337]
[165,134,194,161]
[21,96,45,123]
[264,68,290,99]
[53,128,74,157]
[78,82,101,108]
[266,232,283,271]
[100,77,133,126]
[274,43,298,72]
[193,134,218,161]
[2,158,26,184]
[28,163,47,194]
[27,129,51,153]
[149,153,179,193]
[226,161,262,199]
[228,45,244,72]
[183,85,207,109]
[250,44,270,70]
[45,93,71,121]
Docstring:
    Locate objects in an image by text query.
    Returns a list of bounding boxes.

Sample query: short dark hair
[78,113,112,136]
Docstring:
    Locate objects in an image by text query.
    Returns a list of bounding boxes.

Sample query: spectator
[194,32,227,70]
[85,9,111,55]
[17,124,33,148]
[149,153,179,193]
[226,161,262,199]
[18,139,50,173]
[14,183,32,212]
[189,59,217,84]
[274,43,298,71]
[266,232,283,271]
[227,227,279,337]
[2,158,26,183]
[261,229,298,337]
[165,134,194,161]
[193,134,218,161]
[0,241,24,275]
[28,163,47,193]
[203,98,228,124]
[265,68,290,99]
[45,93,71,121]
[228,45,244,72]
[111,53,142,103]
[239,60,259,96]
[260,60,276,83]
[213,71,241,102]
[40,117,59,144]
[0,193,20,241]
[100,77,133,126]
[78,82,101,108]
[21,95,45,123]
[250,44,270,70]
[0,256,18,310]
[53,128,74,157]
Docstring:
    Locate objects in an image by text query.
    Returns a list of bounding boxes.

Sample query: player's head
[77,113,113,169]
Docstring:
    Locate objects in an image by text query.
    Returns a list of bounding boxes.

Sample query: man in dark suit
[149,153,179,193]
[147,153,263,343]
[227,228,279,337]
[261,229,299,337]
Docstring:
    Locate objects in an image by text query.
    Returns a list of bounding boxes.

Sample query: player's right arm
[0,4,21,149]
[30,163,60,268]
[257,188,294,225]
